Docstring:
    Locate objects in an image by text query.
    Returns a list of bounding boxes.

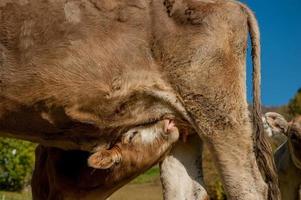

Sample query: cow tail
[239,3,281,200]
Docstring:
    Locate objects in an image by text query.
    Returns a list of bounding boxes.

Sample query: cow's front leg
[160,134,209,200]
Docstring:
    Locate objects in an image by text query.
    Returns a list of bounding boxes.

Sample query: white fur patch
[262,116,273,137]
[64,2,81,24]
[139,128,159,144]
[123,127,160,145]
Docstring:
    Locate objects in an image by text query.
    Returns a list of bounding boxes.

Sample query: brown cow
[31,119,191,200]
[0,0,278,199]
[264,112,301,200]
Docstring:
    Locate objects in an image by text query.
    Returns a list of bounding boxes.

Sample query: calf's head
[87,119,179,184]
[34,119,180,199]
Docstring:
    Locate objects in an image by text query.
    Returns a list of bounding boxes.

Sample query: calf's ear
[88,149,121,169]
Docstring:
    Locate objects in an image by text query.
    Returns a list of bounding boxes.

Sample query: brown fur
[0,0,278,199]
[32,119,180,200]
[153,0,278,199]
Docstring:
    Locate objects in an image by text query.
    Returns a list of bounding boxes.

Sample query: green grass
[131,166,160,184]
[0,191,31,200]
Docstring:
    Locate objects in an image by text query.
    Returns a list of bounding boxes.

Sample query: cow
[31,119,204,200]
[0,0,279,199]
[264,112,301,200]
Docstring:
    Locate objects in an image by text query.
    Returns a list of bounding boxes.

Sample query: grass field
[131,167,160,184]
[0,191,32,200]
[0,167,162,200]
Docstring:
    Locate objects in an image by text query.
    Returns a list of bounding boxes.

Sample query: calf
[264,112,301,200]
[32,119,180,200]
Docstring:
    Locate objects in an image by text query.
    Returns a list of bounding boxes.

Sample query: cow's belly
[0,96,180,150]
[1,0,194,150]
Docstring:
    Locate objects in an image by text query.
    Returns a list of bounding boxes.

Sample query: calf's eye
[125,131,139,143]
[130,131,138,140]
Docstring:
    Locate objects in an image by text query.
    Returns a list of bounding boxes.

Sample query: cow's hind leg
[183,93,267,200]
[154,0,270,198]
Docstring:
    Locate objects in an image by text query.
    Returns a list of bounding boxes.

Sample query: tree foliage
[288,88,301,117]
[0,138,35,191]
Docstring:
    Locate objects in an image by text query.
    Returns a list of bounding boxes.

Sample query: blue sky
[242,0,301,106]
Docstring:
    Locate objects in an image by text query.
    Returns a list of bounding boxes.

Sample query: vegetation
[214,180,227,200]
[0,191,31,200]
[131,166,160,184]
[0,138,35,191]
[288,88,301,117]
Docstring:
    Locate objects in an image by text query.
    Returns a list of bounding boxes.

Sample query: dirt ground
[109,183,163,200]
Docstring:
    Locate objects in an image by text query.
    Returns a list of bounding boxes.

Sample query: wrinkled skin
[264,112,301,200]
[0,0,276,199]
[32,119,182,200]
